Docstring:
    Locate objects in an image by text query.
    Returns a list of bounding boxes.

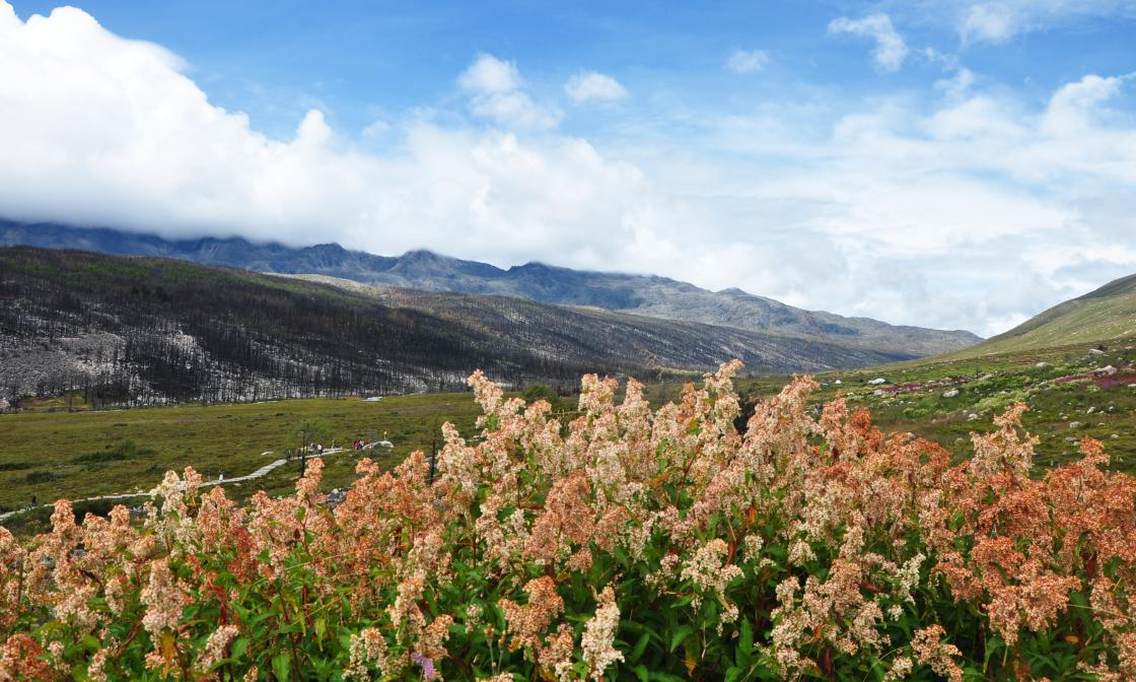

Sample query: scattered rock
[1087,406,1096,415]
[1089,348,1106,355]
[1095,365,1118,376]
[1069,421,1083,429]
[1111,434,1121,440]
[873,389,885,396]
[1035,361,1049,368]
[942,389,960,398]
[967,413,979,422]
[833,379,842,385]
[868,377,887,385]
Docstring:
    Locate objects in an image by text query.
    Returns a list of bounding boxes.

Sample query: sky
[1,1,1135,336]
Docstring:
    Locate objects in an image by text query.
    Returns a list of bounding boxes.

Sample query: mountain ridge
[944,272,1136,359]
[0,219,980,358]
[0,246,918,406]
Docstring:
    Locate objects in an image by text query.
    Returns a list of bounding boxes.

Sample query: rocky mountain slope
[0,247,913,406]
[0,220,980,358]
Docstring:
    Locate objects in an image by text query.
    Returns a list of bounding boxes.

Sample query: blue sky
[1,1,1135,335]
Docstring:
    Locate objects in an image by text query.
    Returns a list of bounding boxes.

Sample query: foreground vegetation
[1,362,1134,680]
[3,334,1132,536]
[726,336,1136,474]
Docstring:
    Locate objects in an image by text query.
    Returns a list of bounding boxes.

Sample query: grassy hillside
[951,272,1136,357]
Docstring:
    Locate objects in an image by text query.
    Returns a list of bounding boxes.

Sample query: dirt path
[0,447,346,523]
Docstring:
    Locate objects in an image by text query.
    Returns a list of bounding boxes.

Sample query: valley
[2,245,1134,535]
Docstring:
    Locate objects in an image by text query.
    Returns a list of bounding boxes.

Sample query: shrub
[0,361,1133,680]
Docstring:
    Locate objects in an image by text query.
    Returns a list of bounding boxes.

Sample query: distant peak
[401,248,443,260]
[510,261,563,272]
[307,242,347,252]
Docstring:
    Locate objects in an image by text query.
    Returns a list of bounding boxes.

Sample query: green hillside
[954,272,1136,357]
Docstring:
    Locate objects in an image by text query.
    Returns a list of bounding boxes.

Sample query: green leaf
[231,637,249,661]
[736,619,753,668]
[629,632,651,664]
[633,664,650,682]
[272,653,291,682]
[669,625,694,653]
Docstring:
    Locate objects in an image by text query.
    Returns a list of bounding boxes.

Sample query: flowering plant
[1,361,1133,680]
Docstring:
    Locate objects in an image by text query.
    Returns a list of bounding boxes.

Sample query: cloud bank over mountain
[0,1,1134,337]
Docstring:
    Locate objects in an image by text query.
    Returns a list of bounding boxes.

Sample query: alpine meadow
[2,1,1136,680]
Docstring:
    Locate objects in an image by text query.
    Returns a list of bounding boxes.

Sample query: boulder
[942,389,960,398]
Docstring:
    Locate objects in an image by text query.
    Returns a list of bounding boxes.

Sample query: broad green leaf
[272,652,291,682]
[669,625,694,653]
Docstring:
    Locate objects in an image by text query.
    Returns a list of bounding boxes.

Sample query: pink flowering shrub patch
[1,361,1135,680]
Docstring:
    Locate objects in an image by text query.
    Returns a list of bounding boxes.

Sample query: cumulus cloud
[725,49,769,74]
[828,14,908,72]
[1,1,1135,337]
[458,53,561,129]
[564,71,628,104]
[960,3,1017,43]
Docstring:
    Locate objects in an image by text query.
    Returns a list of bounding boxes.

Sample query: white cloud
[960,3,1017,43]
[564,71,628,104]
[458,53,561,129]
[828,14,908,72]
[458,53,522,94]
[1,1,1135,337]
[934,66,975,98]
[725,49,769,74]
[897,0,1136,45]
[361,118,391,138]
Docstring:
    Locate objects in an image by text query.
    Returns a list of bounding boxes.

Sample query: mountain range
[0,246,922,406]
[0,220,980,359]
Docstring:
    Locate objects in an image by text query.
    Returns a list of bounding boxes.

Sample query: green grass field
[0,392,483,526]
